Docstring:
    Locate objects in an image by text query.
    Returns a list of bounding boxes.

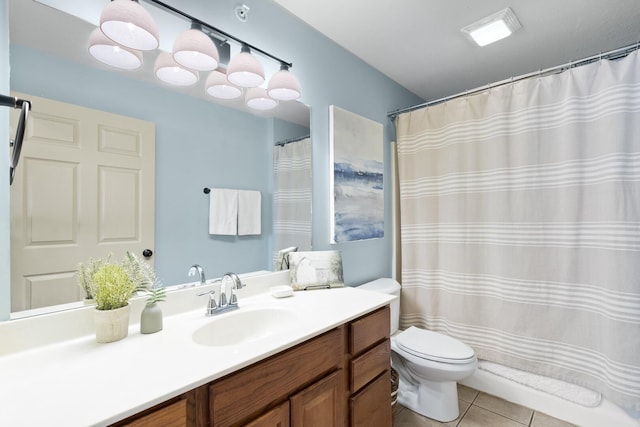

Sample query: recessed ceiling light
[461,8,522,47]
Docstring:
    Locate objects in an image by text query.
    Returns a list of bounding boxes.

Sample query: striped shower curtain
[395,51,640,411]
[272,138,312,267]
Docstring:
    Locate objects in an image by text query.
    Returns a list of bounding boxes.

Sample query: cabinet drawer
[119,398,187,427]
[350,370,392,427]
[349,306,390,355]
[350,340,390,393]
[210,327,344,426]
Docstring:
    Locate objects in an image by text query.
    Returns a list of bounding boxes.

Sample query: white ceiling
[273,0,640,103]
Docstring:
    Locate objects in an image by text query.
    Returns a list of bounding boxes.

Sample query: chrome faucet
[220,272,244,308]
[197,272,245,316]
[188,264,206,286]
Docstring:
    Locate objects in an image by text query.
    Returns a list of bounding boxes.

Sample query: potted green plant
[79,251,164,342]
[123,251,166,334]
[76,255,112,304]
[92,262,137,343]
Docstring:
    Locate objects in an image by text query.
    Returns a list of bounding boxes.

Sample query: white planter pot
[94,305,131,343]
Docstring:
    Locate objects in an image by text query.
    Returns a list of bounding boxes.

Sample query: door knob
[142,249,153,258]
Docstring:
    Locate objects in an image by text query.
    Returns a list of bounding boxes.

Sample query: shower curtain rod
[275,134,310,146]
[387,41,640,120]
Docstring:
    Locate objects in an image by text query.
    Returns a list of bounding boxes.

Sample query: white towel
[209,188,238,235]
[238,190,261,235]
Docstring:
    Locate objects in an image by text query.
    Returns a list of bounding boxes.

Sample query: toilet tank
[357,278,401,334]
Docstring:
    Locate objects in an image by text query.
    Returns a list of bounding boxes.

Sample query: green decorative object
[93,264,136,311]
[140,303,163,334]
[79,251,163,343]
[76,254,112,301]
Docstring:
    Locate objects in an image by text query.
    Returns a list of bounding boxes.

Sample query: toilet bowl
[358,278,477,422]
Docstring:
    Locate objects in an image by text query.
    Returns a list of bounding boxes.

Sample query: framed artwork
[329,105,384,243]
[289,250,344,291]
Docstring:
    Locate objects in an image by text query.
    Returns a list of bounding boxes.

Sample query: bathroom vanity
[0,273,394,427]
[113,305,391,427]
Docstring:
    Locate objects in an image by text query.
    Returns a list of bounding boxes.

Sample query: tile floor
[393,385,576,427]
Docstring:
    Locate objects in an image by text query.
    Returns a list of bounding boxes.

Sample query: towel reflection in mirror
[207,188,261,236]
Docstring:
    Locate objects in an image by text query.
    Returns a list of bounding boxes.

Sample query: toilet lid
[396,326,475,364]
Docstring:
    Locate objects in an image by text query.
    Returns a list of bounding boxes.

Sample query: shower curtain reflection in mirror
[272,138,312,269]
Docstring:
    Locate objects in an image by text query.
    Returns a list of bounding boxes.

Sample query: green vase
[140,303,163,334]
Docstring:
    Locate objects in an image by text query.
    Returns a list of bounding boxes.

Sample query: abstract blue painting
[329,106,384,243]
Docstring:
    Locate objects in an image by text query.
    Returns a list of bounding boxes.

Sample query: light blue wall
[147,1,423,285]
[1,0,422,319]
[0,0,10,320]
[10,45,273,286]
[231,0,423,285]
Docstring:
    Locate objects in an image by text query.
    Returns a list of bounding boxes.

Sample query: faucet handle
[197,290,217,316]
[218,289,228,307]
[226,272,243,306]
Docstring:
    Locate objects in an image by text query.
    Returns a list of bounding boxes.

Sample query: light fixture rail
[144,0,293,69]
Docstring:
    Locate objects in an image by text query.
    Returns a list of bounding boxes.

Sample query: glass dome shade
[99,0,160,51]
[173,29,219,71]
[88,28,143,70]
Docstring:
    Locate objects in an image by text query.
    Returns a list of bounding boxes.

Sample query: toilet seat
[396,326,475,364]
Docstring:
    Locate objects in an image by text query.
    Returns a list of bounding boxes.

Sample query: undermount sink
[192,306,300,347]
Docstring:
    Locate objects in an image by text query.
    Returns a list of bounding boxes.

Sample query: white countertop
[0,285,394,426]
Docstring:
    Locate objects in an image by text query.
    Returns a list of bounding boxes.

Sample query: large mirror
[6,0,311,316]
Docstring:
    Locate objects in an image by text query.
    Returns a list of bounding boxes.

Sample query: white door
[10,92,155,312]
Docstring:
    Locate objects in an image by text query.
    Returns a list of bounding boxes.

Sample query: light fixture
[267,64,302,101]
[461,8,522,47]
[90,0,302,110]
[88,28,143,70]
[173,28,219,71]
[100,0,160,51]
[205,71,242,100]
[154,52,198,86]
[227,45,265,88]
[246,87,278,110]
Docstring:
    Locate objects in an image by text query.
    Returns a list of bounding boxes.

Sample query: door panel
[10,92,155,311]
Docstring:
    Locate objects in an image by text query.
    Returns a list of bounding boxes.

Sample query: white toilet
[358,278,477,422]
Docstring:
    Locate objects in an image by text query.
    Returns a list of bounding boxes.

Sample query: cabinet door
[350,370,391,427]
[245,401,290,427]
[210,328,343,426]
[290,370,342,427]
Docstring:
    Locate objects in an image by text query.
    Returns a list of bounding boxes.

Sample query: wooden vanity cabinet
[111,305,391,427]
